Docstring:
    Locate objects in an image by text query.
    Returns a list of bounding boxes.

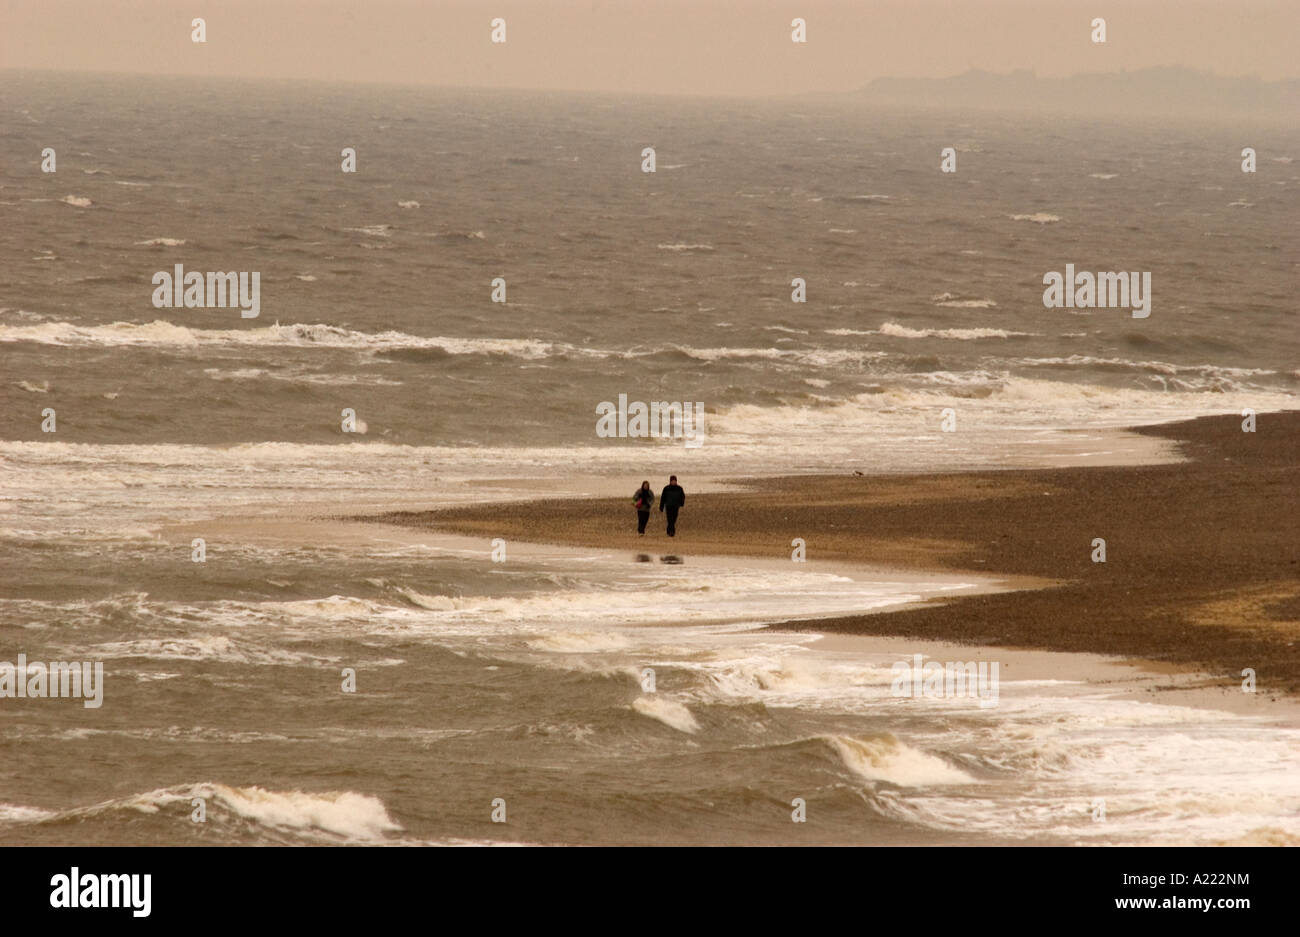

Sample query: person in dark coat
[632,480,655,535]
[659,475,685,537]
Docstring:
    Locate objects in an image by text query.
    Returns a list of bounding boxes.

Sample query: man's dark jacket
[659,484,685,511]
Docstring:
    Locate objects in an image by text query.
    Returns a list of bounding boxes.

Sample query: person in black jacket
[659,475,685,537]
[632,480,655,535]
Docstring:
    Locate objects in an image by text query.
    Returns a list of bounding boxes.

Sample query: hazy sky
[2,0,1296,95]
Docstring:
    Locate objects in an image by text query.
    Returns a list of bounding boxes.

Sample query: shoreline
[363,411,1300,698]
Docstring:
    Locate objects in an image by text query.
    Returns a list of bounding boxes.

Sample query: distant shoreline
[366,411,1300,696]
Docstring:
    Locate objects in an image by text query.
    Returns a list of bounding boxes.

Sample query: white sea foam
[1016,354,1283,391]
[196,784,402,840]
[0,803,58,823]
[879,322,1030,340]
[23,783,402,842]
[395,588,457,611]
[344,224,394,237]
[6,320,1277,402]
[931,292,998,309]
[134,238,186,246]
[274,595,390,619]
[59,195,93,208]
[704,379,1300,457]
[0,319,588,359]
[668,344,885,367]
[633,696,700,733]
[1010,212,1060,223]
[202,366,400,386]
[330,574,926,631]
[528,631,633,653]
[76,635,340,667]
[827,734,976,786]
[704,656,896,699]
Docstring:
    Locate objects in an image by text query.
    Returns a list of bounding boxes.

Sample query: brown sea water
[1,72,1297,844]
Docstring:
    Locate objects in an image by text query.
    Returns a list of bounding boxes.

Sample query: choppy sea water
[1,72,1297,844]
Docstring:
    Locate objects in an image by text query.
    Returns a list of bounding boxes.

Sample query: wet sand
[365,411,1300,697]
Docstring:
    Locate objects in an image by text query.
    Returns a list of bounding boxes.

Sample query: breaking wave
[879,322,1030,340]
[824,734,976,786]
[632,696,700,734]
[2,783,402,843]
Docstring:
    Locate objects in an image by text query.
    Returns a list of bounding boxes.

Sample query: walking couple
[633,476,685,537]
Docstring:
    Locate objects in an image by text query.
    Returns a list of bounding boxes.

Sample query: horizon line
[2,64,1294,101]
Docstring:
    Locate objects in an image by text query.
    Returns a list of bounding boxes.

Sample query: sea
[1,70,1297,844]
